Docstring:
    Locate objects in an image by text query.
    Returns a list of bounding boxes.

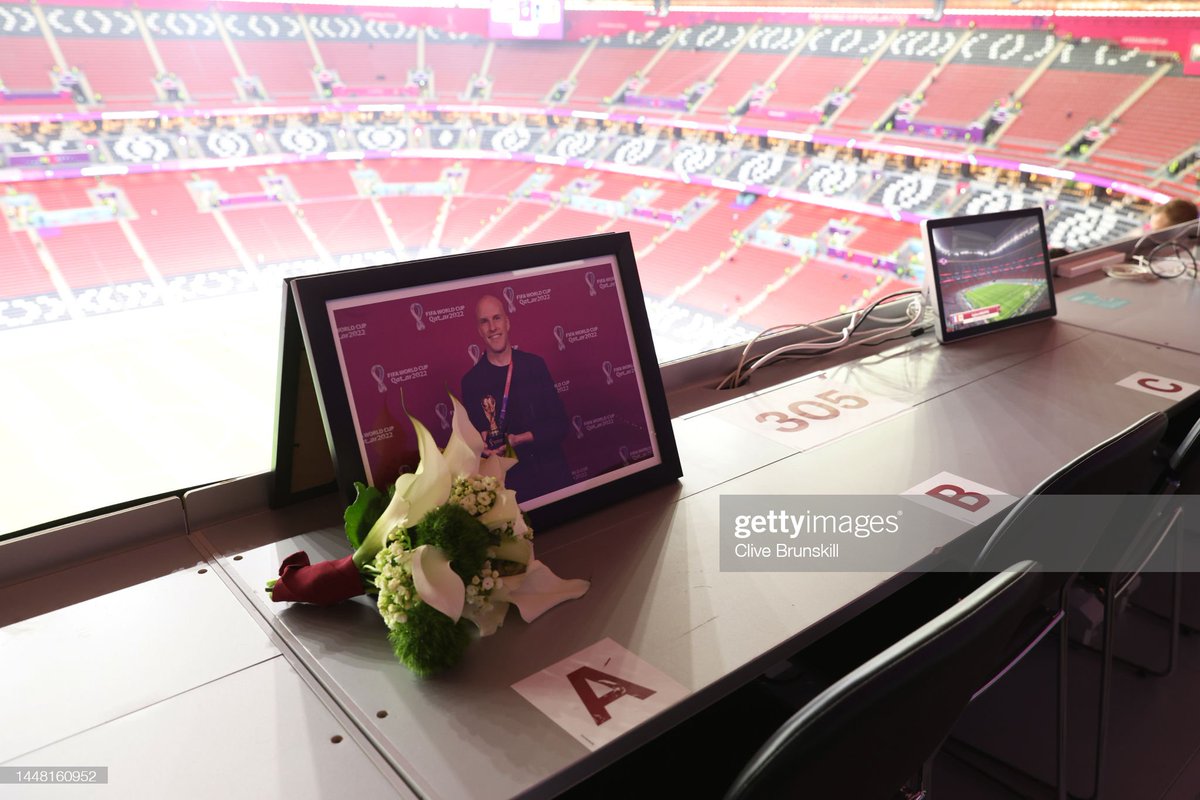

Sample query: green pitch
[963,282,1039,320]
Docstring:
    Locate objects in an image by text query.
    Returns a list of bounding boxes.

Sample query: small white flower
[482,577,495,590]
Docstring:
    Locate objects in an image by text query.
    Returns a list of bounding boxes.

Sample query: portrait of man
[460,294,571,502]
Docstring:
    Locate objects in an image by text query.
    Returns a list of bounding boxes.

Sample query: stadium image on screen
[930,215,1051,334]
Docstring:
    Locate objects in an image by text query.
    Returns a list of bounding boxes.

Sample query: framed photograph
[289,232,682,530]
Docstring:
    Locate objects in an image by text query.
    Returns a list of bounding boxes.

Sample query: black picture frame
[922,207,1058,344]
[270,280,338,508]
[287,232,682,532]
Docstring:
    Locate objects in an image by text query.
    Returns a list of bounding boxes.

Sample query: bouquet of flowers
[266,396,590,676]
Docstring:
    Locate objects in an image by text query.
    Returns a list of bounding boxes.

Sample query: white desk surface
[0,543,279,765]
[4,304,1199,800]
[199,325,1200,800]
[0,657,414,800]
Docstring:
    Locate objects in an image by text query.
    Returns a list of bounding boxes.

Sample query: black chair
[1167,414,1200,491]
[962,411,1170,800]
[725,561,1046,800]
[1064,413,1198,799]
[566,416,1173,800]
[758,413,1171,800]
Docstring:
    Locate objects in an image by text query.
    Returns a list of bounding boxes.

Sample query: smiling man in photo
[461,294,571,503]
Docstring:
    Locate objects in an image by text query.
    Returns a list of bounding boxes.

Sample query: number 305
[755,389,868,432]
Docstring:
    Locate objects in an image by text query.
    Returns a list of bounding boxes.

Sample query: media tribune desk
[194,321,1200,799]
[1057,273,1200,357]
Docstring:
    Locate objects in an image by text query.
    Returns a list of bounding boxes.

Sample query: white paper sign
[714,376,912,451]
[1116,372,1199,400]
[903,471,1016,526]
[512,638,689,751]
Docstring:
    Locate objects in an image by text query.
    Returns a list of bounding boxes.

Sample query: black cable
[861,325,932,347]
[1147,240,1197,279]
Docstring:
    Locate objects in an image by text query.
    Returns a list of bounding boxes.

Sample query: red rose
[270,552,365,605]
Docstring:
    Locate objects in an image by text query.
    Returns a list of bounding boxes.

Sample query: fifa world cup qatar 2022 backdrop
[329,256,657,507]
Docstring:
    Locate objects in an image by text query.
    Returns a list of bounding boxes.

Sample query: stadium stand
[849,216,916,257]
[915,65,1028,126]
[306,14,419,94]
[0,9,58,100]
[377,194,445,250]
[570,30,672,106]
[740,257,880,327]
[993,35,1166,158]
[0,227,53,299]
[424,35,488,100]
[121,173,241,275]
[473,200,552,250]
[1091,77,1200,169]
[296,198,393,257]
[220,205,317,266]
[41,223,145,288]
[769,56,859,112]
[641,30,728,99]
[2,6,1196,336]
[36,8,149,106]
[676,245,795,313]
[488,41,584,103]
[694,51,777,116]
[836,61,934,129]
[145,10,239,102]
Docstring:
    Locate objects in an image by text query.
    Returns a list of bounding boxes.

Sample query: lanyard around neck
[497,357,514,432]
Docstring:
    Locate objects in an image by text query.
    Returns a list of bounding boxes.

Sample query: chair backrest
[972,412,1169,577]
[1167,415,1200,493]
[724,561,1045,800]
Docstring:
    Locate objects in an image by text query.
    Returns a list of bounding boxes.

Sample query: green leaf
[344,482,385,550]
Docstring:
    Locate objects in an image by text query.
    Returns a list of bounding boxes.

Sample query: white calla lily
[443,395,484,478]
[411,544,465,622]
[354,413,451,568]
[478,488,524,534]
[478,450,517,482]
[459,559,589,636]
[489,535,532,566]
[403,416,452,529]
[461,598,511,637]
[507,560,590,623]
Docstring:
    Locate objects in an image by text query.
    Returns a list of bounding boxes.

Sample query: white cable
[719,290,925,389]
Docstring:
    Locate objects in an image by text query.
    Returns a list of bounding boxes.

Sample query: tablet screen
[924,207,1056,342]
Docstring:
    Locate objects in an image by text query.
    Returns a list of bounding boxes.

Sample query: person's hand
[507,431,534,447]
